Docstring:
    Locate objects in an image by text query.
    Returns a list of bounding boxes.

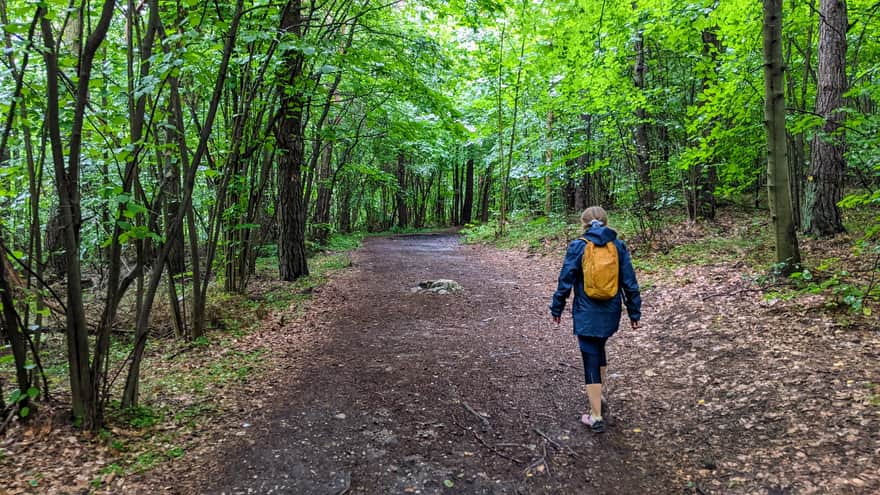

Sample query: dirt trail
[202,233,671,494]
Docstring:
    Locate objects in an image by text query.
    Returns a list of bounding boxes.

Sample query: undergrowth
[0,234,361,485]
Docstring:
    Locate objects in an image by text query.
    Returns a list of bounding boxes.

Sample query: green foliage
[120,405,163,429]
[325,233,364,252]
[462,211,577,249]
[5,386,40,418]
[786,254,879,315]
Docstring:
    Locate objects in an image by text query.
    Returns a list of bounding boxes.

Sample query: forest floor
[2,212,879,494]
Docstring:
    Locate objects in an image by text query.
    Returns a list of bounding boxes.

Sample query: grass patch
[462,213,578,249]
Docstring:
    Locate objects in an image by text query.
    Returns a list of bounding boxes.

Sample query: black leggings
[579,336,608,385]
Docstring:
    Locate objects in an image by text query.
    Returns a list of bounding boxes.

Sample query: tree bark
[42,0,117,428]
[632,2,653,207]
[804,0,847,237]
[461,158,474,224]
[395,153,409,228]
[544,111,553,215]
[311,141,335,245]
[763,0,801,270]
[0,233,30,400]
[276,0,309,281]
[122,0,245,406]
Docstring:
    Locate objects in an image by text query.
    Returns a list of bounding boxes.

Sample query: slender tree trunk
[461,158,474,224]
[688,28,721,221]
[122,0,244,406]
[451,159,461,225]
[311,141,335,245]
[763,0,801,270]
[632,2,653,207]
[544,111,553,215]
[804,0,847,237]
[0,233,30,400]
[42,0,116,428]
[396,153,409,228]
[478,164,493,223]
[338,180,352,233]
[499,35,526,236]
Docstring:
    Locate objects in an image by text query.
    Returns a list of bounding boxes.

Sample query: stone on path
[411,279,463,294]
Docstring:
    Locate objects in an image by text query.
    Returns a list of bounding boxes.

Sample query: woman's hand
[552,316,561,325]
[630,319,641,330]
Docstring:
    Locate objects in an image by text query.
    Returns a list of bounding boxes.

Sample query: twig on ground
[473,431,523,464]
[532,427,579,458]
[0,405,18,435]
[462,402,490,431]
[524,456,546,476]
[335,471,351,495]
[524,442,551,477]
[490,350,521,358]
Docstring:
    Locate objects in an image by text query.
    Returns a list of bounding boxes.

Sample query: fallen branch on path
[462,402,491,432]
[532,427,579,458]
[451,414,523,465]
[524,443,551,478]
[335,472,351,495]
[473,431,523,464]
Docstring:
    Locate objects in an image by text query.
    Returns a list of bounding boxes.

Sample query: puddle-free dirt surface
[202,233,670,494]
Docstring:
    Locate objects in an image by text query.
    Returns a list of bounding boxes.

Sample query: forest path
[201,233,671,494]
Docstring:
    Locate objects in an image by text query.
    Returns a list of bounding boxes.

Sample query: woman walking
[550,206,641,433]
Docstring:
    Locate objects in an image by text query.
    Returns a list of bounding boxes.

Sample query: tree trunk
[42,0,117,428]
[395,153,409,228]
[804,0,847,237]
[763,0,801,271]
[0,234,30,401]
[461,158,474,224]
[544,111,553,215]
[338,179,352,233]
[633,2,653,207]
[123,0,244,406]
[276,0,309,281]
[499,35,526,236]
[311,141,334,245]
[452,159,461,225]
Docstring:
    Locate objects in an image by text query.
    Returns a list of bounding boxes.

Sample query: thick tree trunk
[276,0,309,281]
[763,0,801,270]
[804,0,847,237]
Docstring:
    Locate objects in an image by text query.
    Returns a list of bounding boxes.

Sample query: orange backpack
[579,237,619,300]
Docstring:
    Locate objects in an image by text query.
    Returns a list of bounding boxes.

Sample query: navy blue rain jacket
[549,224,641,338]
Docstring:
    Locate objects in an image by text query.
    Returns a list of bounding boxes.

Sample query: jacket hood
[583,223,618,246]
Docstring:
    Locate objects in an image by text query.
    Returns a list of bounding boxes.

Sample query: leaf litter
[1,213,877,494]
